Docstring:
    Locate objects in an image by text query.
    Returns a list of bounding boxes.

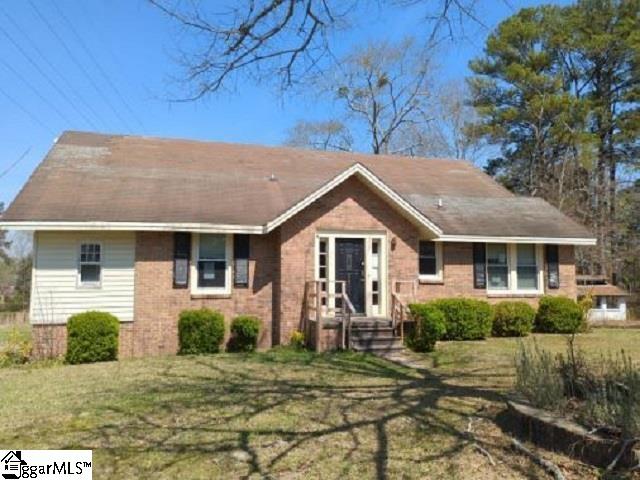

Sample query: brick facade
[31,175,578,357]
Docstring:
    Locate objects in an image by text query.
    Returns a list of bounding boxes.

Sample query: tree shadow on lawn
[62,351,544,479]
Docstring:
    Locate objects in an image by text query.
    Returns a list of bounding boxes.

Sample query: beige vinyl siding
[30,231,135,324]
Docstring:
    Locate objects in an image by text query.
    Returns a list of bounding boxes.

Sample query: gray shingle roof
[1,131,593,239]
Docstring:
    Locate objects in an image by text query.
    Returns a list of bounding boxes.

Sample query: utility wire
[52,1,145,131]
[0,147,31,180]
[78,1,148,133]
[0,85,54,134]
[0,6,107,131]
[0,18,99,131]
[0,57,75,126]
[28,0,133,133]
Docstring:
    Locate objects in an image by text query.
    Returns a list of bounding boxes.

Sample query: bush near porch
[406,296,587,354]
[407,304,446,352]
[430,298,494,340]
[178,308,225,355]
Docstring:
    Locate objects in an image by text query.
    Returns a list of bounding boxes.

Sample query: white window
[486,243,543,294]
[79,243,101,286]
[487,243,509,290]
[192,234,232,294]
[418,240,443,282]
[516,244,538,290]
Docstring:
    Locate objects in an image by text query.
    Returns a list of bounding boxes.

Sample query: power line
[0,85,55,134]
[0,147,32,180]
[0,16,99,131]
[28,0,133,133]
[0,57,75,126]
[0,5,108,131]
[52,1,146,131]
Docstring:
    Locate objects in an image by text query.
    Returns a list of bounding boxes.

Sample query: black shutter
[173,232,191,288]
[473,243,486,289]
[546,245,560,289]
[234,234,250,287]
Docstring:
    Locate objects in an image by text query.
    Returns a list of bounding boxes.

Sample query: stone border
[507,400,639,469]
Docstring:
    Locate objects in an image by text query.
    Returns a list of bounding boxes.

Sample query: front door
[335,238,365,314]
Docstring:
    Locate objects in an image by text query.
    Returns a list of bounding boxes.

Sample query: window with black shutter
[173,232,191,288]
[473,243,486,289]
[234,234,250,287]
[546,244,560,289]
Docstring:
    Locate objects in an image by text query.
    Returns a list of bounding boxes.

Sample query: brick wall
[416,243,577,305]
[128,231,277,357]
[276,176,421,346]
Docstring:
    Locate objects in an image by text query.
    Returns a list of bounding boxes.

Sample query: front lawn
[0,329,638,479]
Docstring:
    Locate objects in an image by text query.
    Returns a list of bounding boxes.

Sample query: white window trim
[486,243,544,295]
[190,233,233,295]
[418,240,443,283]
[77,241,103,289]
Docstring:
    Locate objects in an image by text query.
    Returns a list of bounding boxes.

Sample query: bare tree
[285,120,353,151]
[149,0,486,98]
[325,38,433,154]
[394,80,487,162]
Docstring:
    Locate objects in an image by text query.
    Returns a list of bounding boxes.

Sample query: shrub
[178,308,225,355]
[514,340,566,409]
[66,311,119,364]
[0,327,32,367]
[228,315,261,352]
[515,341,640,439]
[407,304,446,352]
[492,301,535,337]
[290,330,306,350]
[431,298,493,340]
[535,296,585,334]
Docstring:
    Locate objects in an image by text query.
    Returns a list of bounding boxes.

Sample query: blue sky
[0,0,559,207]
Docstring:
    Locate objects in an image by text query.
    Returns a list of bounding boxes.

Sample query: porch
[303,279,417,353]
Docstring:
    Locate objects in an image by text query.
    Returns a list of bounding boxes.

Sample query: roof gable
[264,163,442,235]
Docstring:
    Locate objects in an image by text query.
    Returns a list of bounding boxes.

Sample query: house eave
[436,234,597,246]
[0,221,264,234]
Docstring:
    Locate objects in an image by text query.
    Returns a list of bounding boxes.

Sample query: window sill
[418,276,444,285]
[190,292,232,300]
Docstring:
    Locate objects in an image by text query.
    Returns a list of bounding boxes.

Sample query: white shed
[578,283,629,322]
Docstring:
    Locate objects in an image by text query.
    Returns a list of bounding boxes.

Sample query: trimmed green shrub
[492,301,536,337]
[408,303,446,352]
[431,298,493,340]
[66,311,119,364]
[535,296,585,334]
[228,315,261,352]
[178,308,225,355]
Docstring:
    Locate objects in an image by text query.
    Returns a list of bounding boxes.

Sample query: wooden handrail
[391,292,410,343]
[341,290,356,350]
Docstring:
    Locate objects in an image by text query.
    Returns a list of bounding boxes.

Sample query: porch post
[315,280,322,352]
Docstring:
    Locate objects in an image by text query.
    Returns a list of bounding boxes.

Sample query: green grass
[0,330,638,479]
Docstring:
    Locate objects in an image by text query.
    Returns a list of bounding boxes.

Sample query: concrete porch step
[349,317,393,330]
[351,336,405,352]
[349,330,396,341]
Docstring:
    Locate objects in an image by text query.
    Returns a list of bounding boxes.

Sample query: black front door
[335,238,365,314]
